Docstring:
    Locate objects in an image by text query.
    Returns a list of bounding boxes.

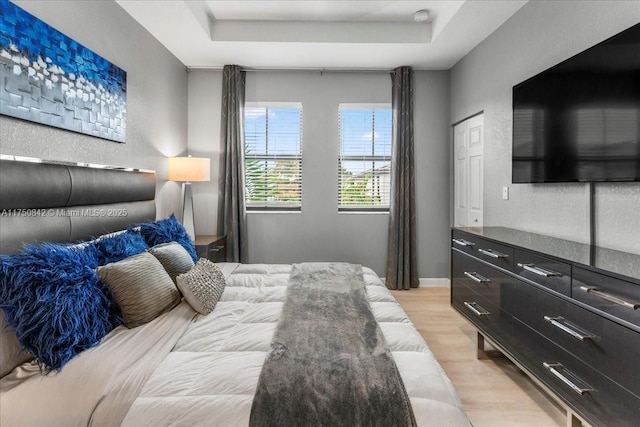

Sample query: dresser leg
[477,332,490,359]
[476,332,506,360]
[567,412,583,427]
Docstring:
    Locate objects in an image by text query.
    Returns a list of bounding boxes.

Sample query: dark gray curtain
[219,65,248,263]
[386,66,418,290]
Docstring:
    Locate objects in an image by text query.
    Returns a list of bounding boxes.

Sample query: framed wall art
[0,0,127,142]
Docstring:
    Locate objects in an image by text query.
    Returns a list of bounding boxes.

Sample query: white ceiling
[116,0,528,70]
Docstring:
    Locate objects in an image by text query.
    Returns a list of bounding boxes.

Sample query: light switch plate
[502,186,509,200]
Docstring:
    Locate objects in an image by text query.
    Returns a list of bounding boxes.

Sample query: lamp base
[180,182,196,240]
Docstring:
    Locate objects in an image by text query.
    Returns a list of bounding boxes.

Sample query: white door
[454,122,468,227]
[454,114,483,227]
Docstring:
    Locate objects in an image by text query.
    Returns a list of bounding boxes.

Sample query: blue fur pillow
[93,230,149,266]
[137,214,197,262]
[0,243,121,372]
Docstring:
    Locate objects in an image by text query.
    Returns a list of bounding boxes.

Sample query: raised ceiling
[117,0,528,70]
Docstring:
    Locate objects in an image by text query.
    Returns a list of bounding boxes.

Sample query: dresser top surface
[455,226,640,281]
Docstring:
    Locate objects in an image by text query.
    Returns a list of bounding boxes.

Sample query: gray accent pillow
[176,258,226,315]
[148,242,195,284]
[97,252,181,328]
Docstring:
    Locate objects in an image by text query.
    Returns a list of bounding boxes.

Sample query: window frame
[243,102,303,212]
[338,103,392,213]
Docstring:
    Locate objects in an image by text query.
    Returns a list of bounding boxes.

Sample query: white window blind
[244,104,302,210]
[338,104,392,211]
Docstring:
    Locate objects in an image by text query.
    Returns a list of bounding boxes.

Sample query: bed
[0,157,471,427]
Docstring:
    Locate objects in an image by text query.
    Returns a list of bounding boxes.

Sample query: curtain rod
[187,66,394,73]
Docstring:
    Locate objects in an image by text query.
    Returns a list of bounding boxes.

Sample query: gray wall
[188,70,451,277]
[1,0,189,219]
[450,0,640,254]
[187,70,223,237]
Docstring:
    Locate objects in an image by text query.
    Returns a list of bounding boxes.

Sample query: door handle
[543,316,597,342]
[464,301,490,316]
[464,271,490,283]
[517,263,561,277]
[478,248,508,259]
[543,362,594,395]
[580,286,639,310]
[452,238,475,247]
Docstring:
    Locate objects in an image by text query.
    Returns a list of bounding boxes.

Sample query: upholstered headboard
[0,157,156,254]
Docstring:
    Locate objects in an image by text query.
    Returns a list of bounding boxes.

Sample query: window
[244,103,302,211]
[338,104,392,211]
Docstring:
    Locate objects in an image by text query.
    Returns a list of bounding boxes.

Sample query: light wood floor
[392,286,566,427]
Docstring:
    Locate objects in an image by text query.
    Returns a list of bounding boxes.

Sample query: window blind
[338,105,392,211]
[244,105,302,210]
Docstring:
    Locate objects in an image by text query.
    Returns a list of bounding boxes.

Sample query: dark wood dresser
[451,227,640,427]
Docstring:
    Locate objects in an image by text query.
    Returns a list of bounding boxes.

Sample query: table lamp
[168,156,211,239]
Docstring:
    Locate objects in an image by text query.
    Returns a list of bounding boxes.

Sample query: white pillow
[176,258,226,314]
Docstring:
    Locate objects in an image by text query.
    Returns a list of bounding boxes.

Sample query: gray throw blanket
[249,263,417,427]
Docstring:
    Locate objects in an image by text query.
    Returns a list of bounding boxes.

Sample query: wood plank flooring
[392,286,566,427]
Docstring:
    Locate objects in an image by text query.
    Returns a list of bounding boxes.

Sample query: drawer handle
[209,245,225,253]
[544,316,597,342]
[478,248,508,259]
[517,263,561,277]
[543,362,594,395]
[464,301,490,316]
[452,238,475,247]
[464,271,491,283]
[580,286,640,310]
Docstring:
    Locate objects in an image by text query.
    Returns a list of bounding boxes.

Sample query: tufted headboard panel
[0,157,156,254]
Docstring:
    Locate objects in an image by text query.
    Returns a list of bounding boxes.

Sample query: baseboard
[418,278,450,288]
[379,278,451,288]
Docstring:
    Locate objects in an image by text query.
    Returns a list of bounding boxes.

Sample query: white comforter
[123,263,471,426]
[0,263,471,427]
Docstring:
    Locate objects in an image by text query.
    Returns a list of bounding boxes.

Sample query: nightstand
[194,235,226,262]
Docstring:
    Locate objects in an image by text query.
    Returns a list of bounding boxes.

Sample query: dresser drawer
[451,230,482,257]
[511,318,640,427]
[503,279,640,399]
[573,267,640,328]
[452,249,510,309]
[452,230,514,271]
[514,248,571,295]
[475,240,514,271]
[451,281,514,346]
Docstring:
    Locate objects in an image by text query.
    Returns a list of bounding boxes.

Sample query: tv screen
[512,23,640,183]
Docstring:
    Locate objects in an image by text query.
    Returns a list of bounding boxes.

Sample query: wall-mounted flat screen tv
[512,23,640,183]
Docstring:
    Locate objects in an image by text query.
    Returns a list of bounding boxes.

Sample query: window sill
[246,210,302,214]
[338,210,389,215]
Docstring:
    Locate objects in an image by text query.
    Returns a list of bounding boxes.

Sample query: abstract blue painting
[0,0,126,142]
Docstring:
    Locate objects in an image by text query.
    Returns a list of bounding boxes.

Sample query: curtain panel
[386,66,419,290]
[219,65,248,263]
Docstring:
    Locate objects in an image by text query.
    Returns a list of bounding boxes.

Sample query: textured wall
[414,71,452,278]
[450,0,640,254]
[1,0,188,219]
[188,70,451,277]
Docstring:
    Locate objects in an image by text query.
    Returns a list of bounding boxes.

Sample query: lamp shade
[168,157,211,182]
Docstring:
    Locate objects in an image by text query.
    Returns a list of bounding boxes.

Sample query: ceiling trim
[184,2,435,44]
[115,0,529,69]
[207,20,432,44]
[187,66,395,73]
